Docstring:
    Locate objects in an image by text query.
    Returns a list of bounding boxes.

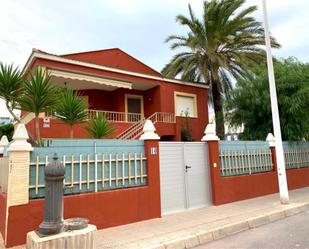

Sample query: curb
[143,202,309,249]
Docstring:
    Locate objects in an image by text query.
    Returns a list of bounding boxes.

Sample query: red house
[22,48,209,141]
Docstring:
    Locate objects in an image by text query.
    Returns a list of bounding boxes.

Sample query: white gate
[159,142,212,215]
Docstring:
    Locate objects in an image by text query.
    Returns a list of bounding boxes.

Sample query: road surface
[196,210,309,249]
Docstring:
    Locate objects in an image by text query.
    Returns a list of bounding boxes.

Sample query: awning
[47,69,132,91]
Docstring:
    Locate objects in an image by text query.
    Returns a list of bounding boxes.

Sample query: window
[175,92,197,118]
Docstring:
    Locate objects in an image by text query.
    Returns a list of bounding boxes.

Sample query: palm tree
[19,68,59,142]
[162,0,280,139]
[0,63,24,122]
[85,113,116,139]
[55,88,88,138]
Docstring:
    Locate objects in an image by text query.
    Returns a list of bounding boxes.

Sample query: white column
[262,0,289,204]
[0,135,9,156]
[7,123,33,206]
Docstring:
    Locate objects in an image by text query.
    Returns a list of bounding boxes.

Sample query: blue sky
[1,0,309,117]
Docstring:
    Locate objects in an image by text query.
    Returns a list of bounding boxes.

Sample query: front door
[126,95,143,122]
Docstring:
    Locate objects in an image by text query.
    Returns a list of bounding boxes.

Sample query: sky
[1,0,309,117]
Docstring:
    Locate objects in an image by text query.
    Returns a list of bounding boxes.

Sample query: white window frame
[174,91,198,118]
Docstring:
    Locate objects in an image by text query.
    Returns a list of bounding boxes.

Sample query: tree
[226,57,309,141]
[162,0,280,139]
[0,63,24,122]
[19,68,59,143]
[0,123,14,141]
[85,113,116,139]
[55,88,88,138]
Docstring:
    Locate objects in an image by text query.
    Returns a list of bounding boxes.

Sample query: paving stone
[196,231,214,244]
[223,221,249,235]
[248,215,270,228]
[212,228,226,240]
[183,235,199,249]
[163,238,186,249]
[284,206,300,217]
[268,210,285,222]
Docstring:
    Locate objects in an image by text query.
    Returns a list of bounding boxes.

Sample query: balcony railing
[87,110,143,123]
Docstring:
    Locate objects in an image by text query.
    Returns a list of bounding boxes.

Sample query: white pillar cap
[8,123,33,151]
[266,133,276,147]
[0,135,9,154]
[139,120,160,140]
[201,123,220,141]
[0,135,9,146]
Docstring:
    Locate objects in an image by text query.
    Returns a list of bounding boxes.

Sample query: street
[195,211,309,249]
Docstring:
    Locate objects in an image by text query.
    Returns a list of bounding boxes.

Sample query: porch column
[140,120,161,217]
[201,124,221,205]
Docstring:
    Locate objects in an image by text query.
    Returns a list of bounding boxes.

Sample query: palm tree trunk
[70,125,74,139]
[212,80,225,140]
[35,115,41,143]
[5,102,21,123]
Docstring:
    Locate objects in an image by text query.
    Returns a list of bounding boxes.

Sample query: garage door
[159,142,211,215]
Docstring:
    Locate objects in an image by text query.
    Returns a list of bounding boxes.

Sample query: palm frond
[85,113,116,139]
[55,88,88,126]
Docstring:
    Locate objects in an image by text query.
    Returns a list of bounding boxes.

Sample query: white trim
[174,91,198,118]
[125,94,144,121]
[23,51,208,89]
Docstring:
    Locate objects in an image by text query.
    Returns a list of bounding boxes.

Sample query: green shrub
[0,123,14,141]
[85,114,116,139]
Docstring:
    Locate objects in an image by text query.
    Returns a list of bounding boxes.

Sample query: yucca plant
[19,68,59,142]
[0,63,24,122]
[56,88,88,138]
[162,0,280,139]
[85,113,116,139]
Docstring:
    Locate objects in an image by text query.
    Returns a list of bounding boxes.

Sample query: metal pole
[262,0,289,204]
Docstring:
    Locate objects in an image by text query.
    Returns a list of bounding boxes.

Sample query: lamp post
[262,0,289,204]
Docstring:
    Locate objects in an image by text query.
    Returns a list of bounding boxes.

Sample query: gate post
[140,120,161,218]
[0,135,9,157]
[7,124,33,206]
[201,124,220,205]
[5,124,32,246]
[266,133,278,172]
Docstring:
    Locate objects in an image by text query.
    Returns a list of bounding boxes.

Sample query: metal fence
[29,139,147,199]
[283,142,309,169]
[219,141,273,176]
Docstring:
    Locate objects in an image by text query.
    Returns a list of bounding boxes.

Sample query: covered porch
[23,68,176,139]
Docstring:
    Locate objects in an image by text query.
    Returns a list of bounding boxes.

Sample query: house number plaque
[150,147,157,155]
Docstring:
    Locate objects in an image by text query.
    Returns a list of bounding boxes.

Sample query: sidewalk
[1,187,309,249]
[95,187,309,249]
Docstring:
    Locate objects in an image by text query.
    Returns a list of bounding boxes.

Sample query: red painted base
[6,186,160,247]
[0,190,7,242]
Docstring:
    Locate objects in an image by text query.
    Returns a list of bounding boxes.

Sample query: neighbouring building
[21,48,209,140]
[0,118,13,125]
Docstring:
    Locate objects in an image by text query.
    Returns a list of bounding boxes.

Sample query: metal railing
[117,112,176,140]
[29,152,147,199]
[284,148,309,169]
[219,149,273,176]
[87,110,143,123]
